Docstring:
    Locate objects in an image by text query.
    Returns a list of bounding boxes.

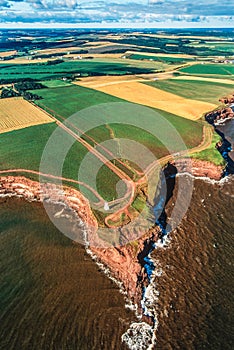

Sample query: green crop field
[0,123,113,202]
[0,60,154,83]
[144,79,234,104]
[31,85,124,118]
[32,84,203,152]
[179,63,234,76]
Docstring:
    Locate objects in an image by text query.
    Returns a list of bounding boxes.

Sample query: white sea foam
[121,322,155,350]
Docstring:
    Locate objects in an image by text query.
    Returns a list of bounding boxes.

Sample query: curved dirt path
[1,92,214,230]
[0,124,213,229]
[0,169,104,206]
[104,125,213,228]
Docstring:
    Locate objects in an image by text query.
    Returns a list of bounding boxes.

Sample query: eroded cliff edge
[0,154,224,310]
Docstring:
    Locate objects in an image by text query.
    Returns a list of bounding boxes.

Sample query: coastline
[0,158,225,299]
[0,151,230,350]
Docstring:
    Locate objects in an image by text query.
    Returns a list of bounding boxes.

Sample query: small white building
[104,202,110,211]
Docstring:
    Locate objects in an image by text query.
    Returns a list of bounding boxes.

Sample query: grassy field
[0,123,103,201]
[31,84,204,151]
[144,79,234,104]
[191,132,225,166]
[0,123,59,171]
[179,63,234,76]
[0,60,154,83]
[0,97,54,133]
[31,84,124,118]
[41,79,72,88]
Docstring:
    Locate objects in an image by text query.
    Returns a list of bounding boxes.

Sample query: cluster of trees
[14,81,45,92]
[23,91,42,101]
[0,87,42,101]
[0,80,45,101]
[0,88,19,98]
[46,59,64,65]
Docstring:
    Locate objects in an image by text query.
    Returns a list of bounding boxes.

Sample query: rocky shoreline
[174,158,224,180]
[0,151,229,350]
[206,92,234,126]
[0,176,97,230]
[0,158,224,303]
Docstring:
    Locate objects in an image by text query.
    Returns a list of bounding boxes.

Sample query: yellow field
[67,53,123,59]
[82,41,112,47]
[74,74,143,87]
[1,57,54,64]
[0,97,54,133]
[0,50,17,57]
[37,46,91,55]
[77,80,217,120]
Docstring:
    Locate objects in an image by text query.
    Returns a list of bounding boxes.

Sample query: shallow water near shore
[0,197,136,350]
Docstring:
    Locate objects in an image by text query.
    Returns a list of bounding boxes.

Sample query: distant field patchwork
[128,53,194,64]
[0,97,54,133]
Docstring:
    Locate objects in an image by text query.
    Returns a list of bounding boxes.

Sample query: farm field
[73,74,141,88]
[27,83,204,202]
[0,95,204,204]
[179,63,234,77]
[80,79,217,119]
[144,79,234,104]
[31,84,124,118]
[31,84,204,151]
[127,53,194,64]
[0,59,158,83]
[0,97,54,133]
[0,123,107,201]
[172,75,234,85]
[41,79,72,88]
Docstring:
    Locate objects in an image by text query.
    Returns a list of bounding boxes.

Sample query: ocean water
[0,198,136,350]
[153,176,234,350]
[0,177,233,350]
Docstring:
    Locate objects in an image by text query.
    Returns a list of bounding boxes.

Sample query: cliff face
[0,158,224,309]
[219,92,234,105]
[171,158,223,181]
[91,227,160,305]
[206,107,234,125]
[0,175,160,308]
[0,176,97,230]
[206,92,234,125]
